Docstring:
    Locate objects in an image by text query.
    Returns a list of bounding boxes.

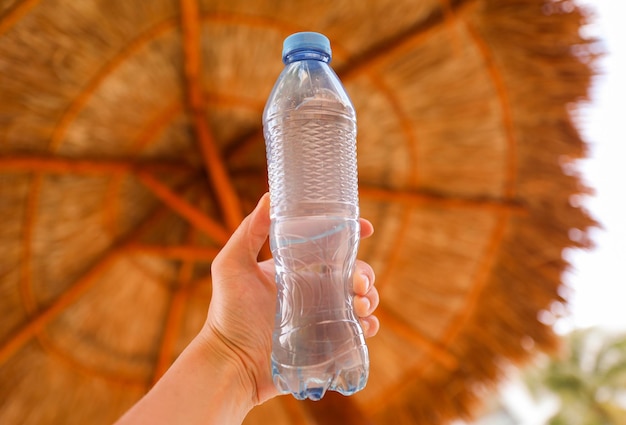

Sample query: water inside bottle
[264,74,366,399]
[270,216,368,400]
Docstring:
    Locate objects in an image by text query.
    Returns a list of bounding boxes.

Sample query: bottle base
[271,346,369,401]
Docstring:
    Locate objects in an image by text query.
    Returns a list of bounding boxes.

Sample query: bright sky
[558,0,626,333]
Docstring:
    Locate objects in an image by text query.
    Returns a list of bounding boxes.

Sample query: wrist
[190,329,258,419]
[196,311,279,405]
[115,330,256,425]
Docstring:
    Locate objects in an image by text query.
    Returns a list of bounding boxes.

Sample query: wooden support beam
[151,285,191,384]
[223,0,477,175]
[377,306,457,369]
[151,222,197,384]
[0,198,173,365]
[360,186,526,215]
[0,0,40,35]
[337,0,478,79]
[126,243,220,262]
[136,172,230,245]
[0,155,189,176]
[179,0,243,231]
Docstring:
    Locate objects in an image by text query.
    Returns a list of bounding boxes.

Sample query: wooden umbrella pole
[179,0,243,232]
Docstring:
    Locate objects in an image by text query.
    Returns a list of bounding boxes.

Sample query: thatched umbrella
[0,0,596,424]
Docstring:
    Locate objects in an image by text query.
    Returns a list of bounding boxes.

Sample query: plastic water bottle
[262,32,368,401]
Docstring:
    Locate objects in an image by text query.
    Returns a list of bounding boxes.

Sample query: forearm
[115,334,255,425]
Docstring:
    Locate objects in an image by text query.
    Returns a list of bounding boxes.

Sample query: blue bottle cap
[282,32,332,61]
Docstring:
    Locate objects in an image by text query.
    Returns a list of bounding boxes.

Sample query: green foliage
[523,327,626,425]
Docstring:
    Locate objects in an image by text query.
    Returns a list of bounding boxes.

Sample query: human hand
[115,194,379,425]
[203,193,379,406]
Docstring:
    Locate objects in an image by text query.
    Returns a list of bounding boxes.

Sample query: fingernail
[362,319,370,333]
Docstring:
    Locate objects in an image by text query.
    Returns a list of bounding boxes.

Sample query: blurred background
[465,0,626,423]
[0,0,620,424]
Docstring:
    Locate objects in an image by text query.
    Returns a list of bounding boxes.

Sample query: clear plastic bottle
[262,32,368,401]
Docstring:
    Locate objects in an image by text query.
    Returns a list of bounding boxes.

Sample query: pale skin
[115,193,380,425]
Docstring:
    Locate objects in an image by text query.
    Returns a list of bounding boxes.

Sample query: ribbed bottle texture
[263,32,368,400]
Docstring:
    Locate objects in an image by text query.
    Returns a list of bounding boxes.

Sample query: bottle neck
[283,50,331,65]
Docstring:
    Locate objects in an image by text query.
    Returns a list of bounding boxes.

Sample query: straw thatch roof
[0,0,596,424]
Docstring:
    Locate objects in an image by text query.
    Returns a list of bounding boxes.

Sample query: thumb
[212,193,271,271]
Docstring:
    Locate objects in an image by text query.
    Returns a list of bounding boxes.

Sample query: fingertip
[361,317,370,334]
[354,295,371,317]
[368,316,380,337]
[354,261,375,295]
[361,316,380,338]
[249,193,271,237]
[213,193,271,270]
[257,192,270,219]
[353,272,369,296]
[359,218,374,239]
